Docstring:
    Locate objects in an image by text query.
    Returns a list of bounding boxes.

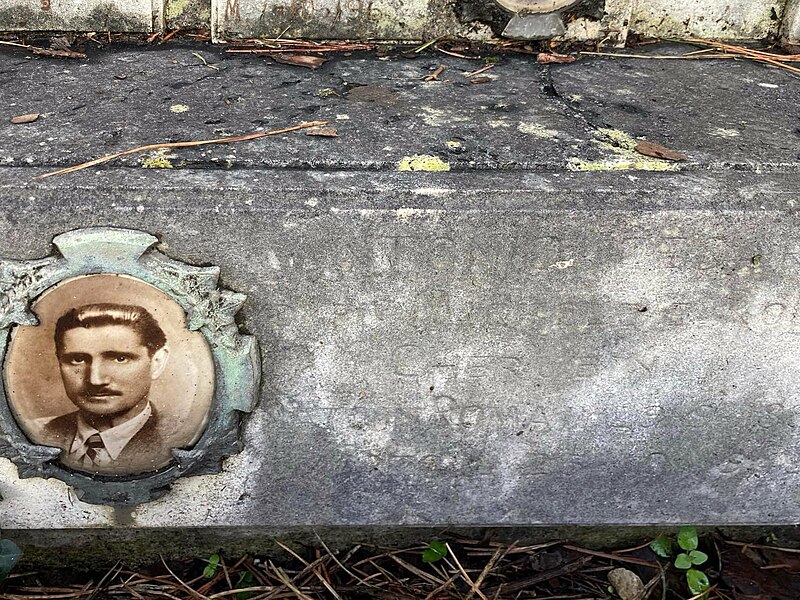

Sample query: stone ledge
[0,168,799,532]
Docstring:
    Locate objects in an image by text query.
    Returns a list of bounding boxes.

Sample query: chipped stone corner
[781,0,800,45]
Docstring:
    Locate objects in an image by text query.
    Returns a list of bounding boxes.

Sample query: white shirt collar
[69,403,153,461]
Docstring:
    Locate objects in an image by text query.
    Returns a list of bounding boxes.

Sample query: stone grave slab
[0,0,161,32]
[0,42,799,559]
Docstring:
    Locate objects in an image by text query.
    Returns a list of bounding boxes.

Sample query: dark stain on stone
[453,0,510,37]
[347,85,406,108]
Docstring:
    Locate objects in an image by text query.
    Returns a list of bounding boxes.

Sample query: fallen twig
[160,555,210,600]
[464,64,494,78]
[579,50,737,60]
[724,540,800,554]
[226,43,374,54]
[0,40,85,59]
[159,28,181,44]
[413,37,442,54]
[33,121,328,180]
[423,65,446,81]
[563,544,660,568]
[445,543,489,600]
[686,38,800,74]
[434,43,480,60]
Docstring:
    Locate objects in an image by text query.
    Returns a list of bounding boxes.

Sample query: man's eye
[69,357,86,365]
[114,356,128,363]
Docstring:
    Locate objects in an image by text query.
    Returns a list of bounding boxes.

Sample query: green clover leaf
[674,553,692,569]
[689,550,708,566]
[203,554,220,579]
[686,568,710,595]
[649,534,674,558]
[678,526,699,552]
[422,540,448,563]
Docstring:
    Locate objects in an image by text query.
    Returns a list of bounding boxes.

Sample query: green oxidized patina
[0,228,260,505]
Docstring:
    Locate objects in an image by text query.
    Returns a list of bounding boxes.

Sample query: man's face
[57,324,168,421]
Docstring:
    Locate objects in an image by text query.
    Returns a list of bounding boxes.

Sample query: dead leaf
[10,113,40,124]
[305,127,338,137]
[272,54,327,69]
[635,140,687,161]
[608,568,645,600]
[537,52,577,64]
[470,76,493,84]
[30,46,86,59]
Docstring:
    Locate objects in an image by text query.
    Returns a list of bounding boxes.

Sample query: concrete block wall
[1,0,799,42]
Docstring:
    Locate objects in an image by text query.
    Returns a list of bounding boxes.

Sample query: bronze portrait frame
[0,227,260,505]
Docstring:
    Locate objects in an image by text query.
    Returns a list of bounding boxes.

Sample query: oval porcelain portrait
[4,274,215,476]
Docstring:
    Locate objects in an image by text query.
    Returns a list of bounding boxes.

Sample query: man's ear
[150,347,169,380]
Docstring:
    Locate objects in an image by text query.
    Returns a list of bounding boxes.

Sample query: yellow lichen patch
[421,107,446,126]
[165,0,189,21]
[567,157,679,172]
[170,104,190,113]
[566,127,680,172]
[597,127,638,150]
[518,122,557,138]
[141,149,174,169]
[446,141,462,150]
[397,155,451,172]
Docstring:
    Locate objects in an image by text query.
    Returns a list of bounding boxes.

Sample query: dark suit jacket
[38,406,173,475]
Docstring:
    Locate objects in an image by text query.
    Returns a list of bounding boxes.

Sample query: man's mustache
[81,387,123,396]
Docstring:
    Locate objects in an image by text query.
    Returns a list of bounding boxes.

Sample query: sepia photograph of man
[36,303,173,473]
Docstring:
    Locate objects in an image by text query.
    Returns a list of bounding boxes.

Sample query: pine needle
[33,121,329,180]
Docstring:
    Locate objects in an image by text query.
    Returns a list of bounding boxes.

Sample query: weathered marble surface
[0,44,799,545]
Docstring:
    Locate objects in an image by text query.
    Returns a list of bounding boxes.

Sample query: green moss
[165,0,190,21]
[397,155,450,172]
[141,150,174,169]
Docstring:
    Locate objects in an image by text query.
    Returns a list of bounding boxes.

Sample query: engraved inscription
[226,0,241,19]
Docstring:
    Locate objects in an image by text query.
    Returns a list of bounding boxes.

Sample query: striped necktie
[84,433,105,463]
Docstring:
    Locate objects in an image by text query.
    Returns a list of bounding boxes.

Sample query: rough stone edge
[7,526,800,568]
[0,227,260,505]
[782,0,800,44]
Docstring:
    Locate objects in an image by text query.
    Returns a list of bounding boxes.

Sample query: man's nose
[87,360,111,386]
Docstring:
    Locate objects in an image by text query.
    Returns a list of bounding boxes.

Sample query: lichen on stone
[567,127,680,172]
[397,155,451,172]
[142,149,174,169]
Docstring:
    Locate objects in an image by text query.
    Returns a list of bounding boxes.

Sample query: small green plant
[235,571,256,600]
[0,492,21,582]
[650,527,710,598]
[203,554,220,579]
[422,540,448,563]
[0,539,20,582]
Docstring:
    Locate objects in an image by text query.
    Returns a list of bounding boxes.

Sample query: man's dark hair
[55,303,167,356]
